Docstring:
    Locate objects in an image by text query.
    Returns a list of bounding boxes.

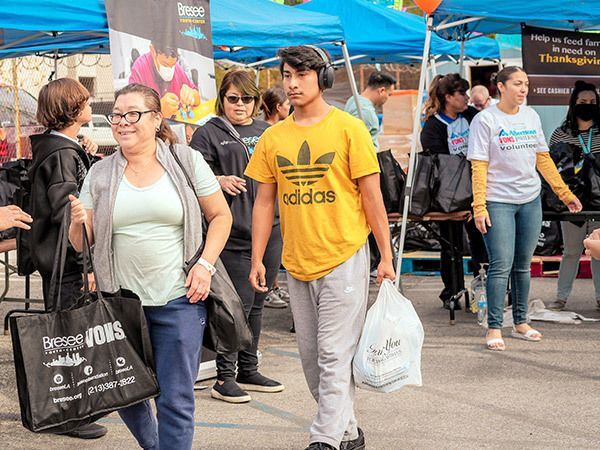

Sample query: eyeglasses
[225,95,255,105]
[107,110,157,125]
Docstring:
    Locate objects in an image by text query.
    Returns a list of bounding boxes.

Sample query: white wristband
[196,257,216,276]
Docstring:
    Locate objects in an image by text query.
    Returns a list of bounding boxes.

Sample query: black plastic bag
[542,142,584,212]
[202,258,253,355]
[377,149,406,214]
[534,221,563,256]
[431,154,472,213]
[10,220,159,433]
[583,152,600,210]
[407,152,434,217]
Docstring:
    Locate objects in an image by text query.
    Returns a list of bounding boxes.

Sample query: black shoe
[211,379,251,403]
[305,443,336,450]
[236,372,285,393]
[340,427,365,450]
[56,423,107,439]
[442,298,462,310]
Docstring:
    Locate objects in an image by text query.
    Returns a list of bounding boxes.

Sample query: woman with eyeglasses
[68,83,232,449]
[420,73,488,311]
[190,70,285,404]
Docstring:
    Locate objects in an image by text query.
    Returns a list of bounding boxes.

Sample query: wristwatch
[196,258,216,276]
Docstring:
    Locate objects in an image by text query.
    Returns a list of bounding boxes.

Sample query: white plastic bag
[353,279,424,393]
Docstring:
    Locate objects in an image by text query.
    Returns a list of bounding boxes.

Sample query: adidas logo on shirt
[277,141,337,205]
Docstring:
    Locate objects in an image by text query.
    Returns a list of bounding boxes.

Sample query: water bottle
[477,290,488,327]
[470,265,486,314]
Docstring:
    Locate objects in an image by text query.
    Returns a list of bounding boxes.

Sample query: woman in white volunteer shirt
[467,66,582,351]
[421,73,487,310]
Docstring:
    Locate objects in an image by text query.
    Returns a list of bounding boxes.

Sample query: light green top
[80,150,220,305]
[344,95,380,150]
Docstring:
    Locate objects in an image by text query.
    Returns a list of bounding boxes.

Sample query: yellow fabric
[245,108,379,281]
[471,160,489,219]
[536,152,576,204]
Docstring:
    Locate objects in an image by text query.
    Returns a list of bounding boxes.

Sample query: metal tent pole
[341,41,364,122]
[394,14,434,290]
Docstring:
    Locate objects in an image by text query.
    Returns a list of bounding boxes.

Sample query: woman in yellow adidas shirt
[467,66,582,351]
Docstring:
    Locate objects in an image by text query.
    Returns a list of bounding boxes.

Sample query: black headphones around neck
[304,45,335,90]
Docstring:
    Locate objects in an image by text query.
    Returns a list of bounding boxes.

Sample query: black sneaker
[236,372,285,393]
[305,443,336,450]
[55,423,107,439]
[340,427,365,450]
[211,379,251,403]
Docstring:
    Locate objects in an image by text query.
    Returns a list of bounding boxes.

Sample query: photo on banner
[106,0,217,128]
[522,25,600,106]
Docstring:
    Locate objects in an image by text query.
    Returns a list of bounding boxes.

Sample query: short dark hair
[367,71,396,89]
[277,46,329,75]
[216,70,261,117]
[37,78,89,131]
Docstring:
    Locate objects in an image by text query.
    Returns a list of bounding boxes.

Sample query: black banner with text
[522,25,600,105]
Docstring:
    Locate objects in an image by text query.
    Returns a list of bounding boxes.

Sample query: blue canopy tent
[0,0,346,58]
[297,0,499,62]
[0,0,366,115]
[394,0,600,288]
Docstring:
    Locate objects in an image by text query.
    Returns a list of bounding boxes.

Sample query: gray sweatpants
[286,243,369,449]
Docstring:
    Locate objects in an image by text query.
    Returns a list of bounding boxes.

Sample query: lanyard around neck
[578,128,594,155]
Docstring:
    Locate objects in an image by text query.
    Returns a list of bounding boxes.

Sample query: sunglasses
[225,95,255,105]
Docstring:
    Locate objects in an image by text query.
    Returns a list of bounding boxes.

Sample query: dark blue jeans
[483,196,542,329]
[118,296,207,450]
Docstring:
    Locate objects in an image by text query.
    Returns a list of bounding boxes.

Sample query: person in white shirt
[467,66,582,351]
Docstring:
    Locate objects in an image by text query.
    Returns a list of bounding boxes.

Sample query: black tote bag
[10,220,159,433]
[377,149,406,214]
[407,152,434,217]
[431,154,473,213]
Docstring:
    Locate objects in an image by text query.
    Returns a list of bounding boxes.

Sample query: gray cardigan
[88,139,203,293]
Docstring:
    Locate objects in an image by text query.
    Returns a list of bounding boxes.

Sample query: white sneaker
[265,290,288,308]
[272,286,290,302]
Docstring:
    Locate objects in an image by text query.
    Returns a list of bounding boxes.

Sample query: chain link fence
[0,53,418,165]
[0,54,115,164]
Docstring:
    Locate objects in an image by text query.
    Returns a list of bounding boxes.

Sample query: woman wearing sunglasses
[190,70,284,403]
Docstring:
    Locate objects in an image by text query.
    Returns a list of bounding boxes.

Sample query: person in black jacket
[190,70,284,403]
[28,78,105,440]
[421,74,487,309]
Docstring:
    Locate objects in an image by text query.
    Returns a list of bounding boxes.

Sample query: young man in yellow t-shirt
[245,46,395,450]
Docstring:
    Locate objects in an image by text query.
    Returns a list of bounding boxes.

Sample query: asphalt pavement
[1,263,599,449]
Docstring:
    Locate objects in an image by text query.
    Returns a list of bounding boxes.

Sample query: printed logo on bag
[498,127,538,151]
[277,141,336,205]
[84,365,93,376]
[42,320,126,368]
[367,337,404,363]
[53,374,64,385]
[116,357,126,367]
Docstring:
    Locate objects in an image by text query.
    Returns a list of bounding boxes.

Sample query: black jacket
[29,132,91,278]
[420,106,478,154]
[190,117,278,251]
